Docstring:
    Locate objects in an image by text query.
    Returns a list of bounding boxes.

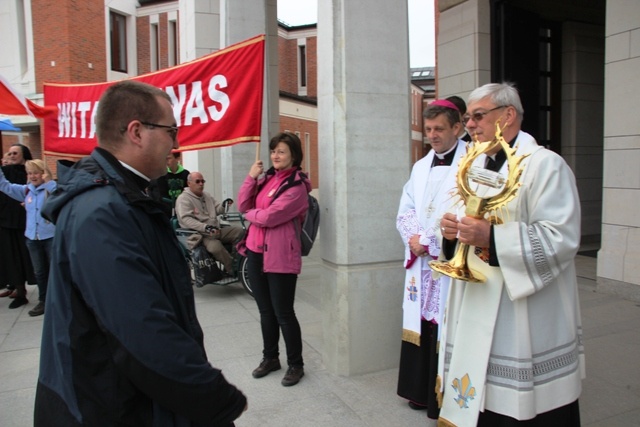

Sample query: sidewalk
[1,249,639,426]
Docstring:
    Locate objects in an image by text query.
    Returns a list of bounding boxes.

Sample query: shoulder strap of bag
[271,169,306,202]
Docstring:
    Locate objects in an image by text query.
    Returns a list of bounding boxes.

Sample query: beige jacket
[175,188,224,234]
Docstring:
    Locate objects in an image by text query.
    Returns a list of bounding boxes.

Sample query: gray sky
[277,0,435,68]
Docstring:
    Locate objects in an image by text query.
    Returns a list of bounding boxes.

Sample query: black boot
[9,296,28,309]
[252,358,281,378]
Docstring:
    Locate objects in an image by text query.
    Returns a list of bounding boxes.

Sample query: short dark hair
[96,80,172,147]
[446,95,467,115]
[269,132,303,168]
[10,143,33,161]
[423,105,461,128]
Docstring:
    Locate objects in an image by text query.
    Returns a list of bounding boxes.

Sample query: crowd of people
[0,80,584,426]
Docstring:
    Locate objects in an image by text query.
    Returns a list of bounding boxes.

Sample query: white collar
[434,141,458,160]
[118,161,150,182]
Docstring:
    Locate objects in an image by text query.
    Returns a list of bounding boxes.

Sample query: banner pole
[255,141,260,162]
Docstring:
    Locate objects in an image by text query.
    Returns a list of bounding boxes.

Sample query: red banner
[43,35,264,156]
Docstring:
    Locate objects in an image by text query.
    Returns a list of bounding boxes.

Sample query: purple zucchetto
[428,99,460,112]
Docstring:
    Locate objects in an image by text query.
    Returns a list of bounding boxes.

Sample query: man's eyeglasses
[140,121,179,142]
[462,106,507,124]
[193,179,206,184]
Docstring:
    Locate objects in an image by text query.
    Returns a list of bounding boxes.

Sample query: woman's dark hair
[10,143,33,161]
[269,132,303,168]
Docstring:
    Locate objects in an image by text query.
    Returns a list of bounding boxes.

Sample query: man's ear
[125,121,144,146]
[504,106,517,128]
[452,121,463,136]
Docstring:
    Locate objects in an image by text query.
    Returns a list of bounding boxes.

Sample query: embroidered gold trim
[437,416,457,427]
[401,329,420,346]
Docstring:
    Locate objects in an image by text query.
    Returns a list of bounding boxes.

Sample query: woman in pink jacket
[237,132,311,387]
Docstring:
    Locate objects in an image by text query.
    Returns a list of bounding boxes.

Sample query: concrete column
[597,0,640,301]
[179,0,277,200]
[317,0,410,375]
[437,0,492,99]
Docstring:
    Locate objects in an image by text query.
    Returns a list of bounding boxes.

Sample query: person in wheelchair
[175,171,244,275]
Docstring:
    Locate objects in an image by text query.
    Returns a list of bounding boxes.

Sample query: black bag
[300,194,319,256]
[269,170,320,257]
[192,246,223,287]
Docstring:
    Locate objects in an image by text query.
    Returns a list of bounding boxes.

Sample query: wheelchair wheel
[238,256,253,297]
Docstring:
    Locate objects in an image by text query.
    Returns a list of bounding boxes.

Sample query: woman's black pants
[246,249,303,367]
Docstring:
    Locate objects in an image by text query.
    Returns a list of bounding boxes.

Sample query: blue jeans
[25,238,52,302]
[246,249,303,367]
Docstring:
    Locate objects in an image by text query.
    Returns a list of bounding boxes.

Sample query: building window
[150,23,160,71]
[168,20,178,66]
[298,44,307,88]
[110,12,127,73]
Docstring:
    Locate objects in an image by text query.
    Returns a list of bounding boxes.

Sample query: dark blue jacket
[36,148,246,426]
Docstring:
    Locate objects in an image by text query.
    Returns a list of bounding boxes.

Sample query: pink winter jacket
[237,167,311,274]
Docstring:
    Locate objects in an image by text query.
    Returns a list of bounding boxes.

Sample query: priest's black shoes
[408,401,428,410]
[8,296,28,309]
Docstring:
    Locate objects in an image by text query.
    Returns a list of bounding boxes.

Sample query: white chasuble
[437,132,585,426]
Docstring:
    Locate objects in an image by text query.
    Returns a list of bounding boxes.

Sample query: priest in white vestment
[396,99,467,419]
[437,83,585,427]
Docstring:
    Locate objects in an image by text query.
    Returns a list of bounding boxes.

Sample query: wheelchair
[174,211,253,297]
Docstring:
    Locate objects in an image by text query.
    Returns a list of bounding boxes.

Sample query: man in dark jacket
[37,80,247,426]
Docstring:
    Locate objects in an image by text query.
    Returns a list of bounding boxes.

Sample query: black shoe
[8,296,28,309]
[281,366,304,387]
[252,358,281,378]
[28,301,45,317]
[408,401,428,410]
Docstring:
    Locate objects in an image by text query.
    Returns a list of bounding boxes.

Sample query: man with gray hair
[437,82,584,426]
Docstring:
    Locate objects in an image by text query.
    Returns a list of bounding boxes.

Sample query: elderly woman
[0,144,35,308]
[0,158,56,316]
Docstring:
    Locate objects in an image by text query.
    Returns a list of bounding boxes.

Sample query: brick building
[277,22,318,188]
[0,0,180,174]
[0,1,320,185]
[1,2,429,191]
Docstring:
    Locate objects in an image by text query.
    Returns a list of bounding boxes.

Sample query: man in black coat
[37,81,247,426]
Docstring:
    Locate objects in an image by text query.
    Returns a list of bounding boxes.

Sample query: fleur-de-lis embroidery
[407,276,418,302]
[451,373,476,409]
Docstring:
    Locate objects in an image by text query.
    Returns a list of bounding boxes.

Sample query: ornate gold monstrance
[429,124,529,283]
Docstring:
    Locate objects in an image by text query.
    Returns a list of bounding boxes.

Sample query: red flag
[0,74,57,118]
[43,34,265,156]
